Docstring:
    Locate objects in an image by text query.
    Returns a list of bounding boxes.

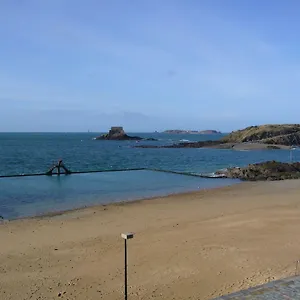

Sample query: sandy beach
[1,180,300,300]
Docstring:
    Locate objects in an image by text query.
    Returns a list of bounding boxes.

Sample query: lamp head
[121,232,134,240]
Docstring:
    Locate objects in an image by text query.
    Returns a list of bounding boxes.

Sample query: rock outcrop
[216,161,300,181]
[221,124,300,146]
[135,140,223,148]
[163,140,223,148]
[135,141,291,150]
[95,127,143,141]
[95,127,157,141]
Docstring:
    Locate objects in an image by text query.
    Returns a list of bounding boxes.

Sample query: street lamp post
[121,232,134,300]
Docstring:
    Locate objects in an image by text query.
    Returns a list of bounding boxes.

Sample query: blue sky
[0,0,300,132]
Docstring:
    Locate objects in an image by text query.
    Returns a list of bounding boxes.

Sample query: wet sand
[1,180,300,299]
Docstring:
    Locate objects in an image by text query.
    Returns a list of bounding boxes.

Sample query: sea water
[0,132,299,219]
[1,132,298,176]
[0,170,238,220]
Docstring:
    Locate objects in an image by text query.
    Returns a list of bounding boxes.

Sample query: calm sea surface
[0,132,299,219]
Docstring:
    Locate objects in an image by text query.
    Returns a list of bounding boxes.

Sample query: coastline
[2,179,300,299]
[0,172,238,221]
[6,181,241,222]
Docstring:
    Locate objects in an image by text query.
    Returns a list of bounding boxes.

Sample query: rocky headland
[216,161,300,181]
[137,124,300,149]
[221,124,300,145]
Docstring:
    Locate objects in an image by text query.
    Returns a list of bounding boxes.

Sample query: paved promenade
[213,276,300,299]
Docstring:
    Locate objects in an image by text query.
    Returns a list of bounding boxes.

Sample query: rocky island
[95,127,157,141]
[216,161,300,181]
[164,129,221,134]
[95,127,142,140]
[137,124,300,149]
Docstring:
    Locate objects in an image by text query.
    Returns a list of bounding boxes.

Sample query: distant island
[137,124,300,150]
[163,129,221,134]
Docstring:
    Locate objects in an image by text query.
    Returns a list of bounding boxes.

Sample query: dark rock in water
[216,161,300,181]
[95,127,143,141]
[136,141,291,150]
[166,140,224,148]
[136,140,223,148]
